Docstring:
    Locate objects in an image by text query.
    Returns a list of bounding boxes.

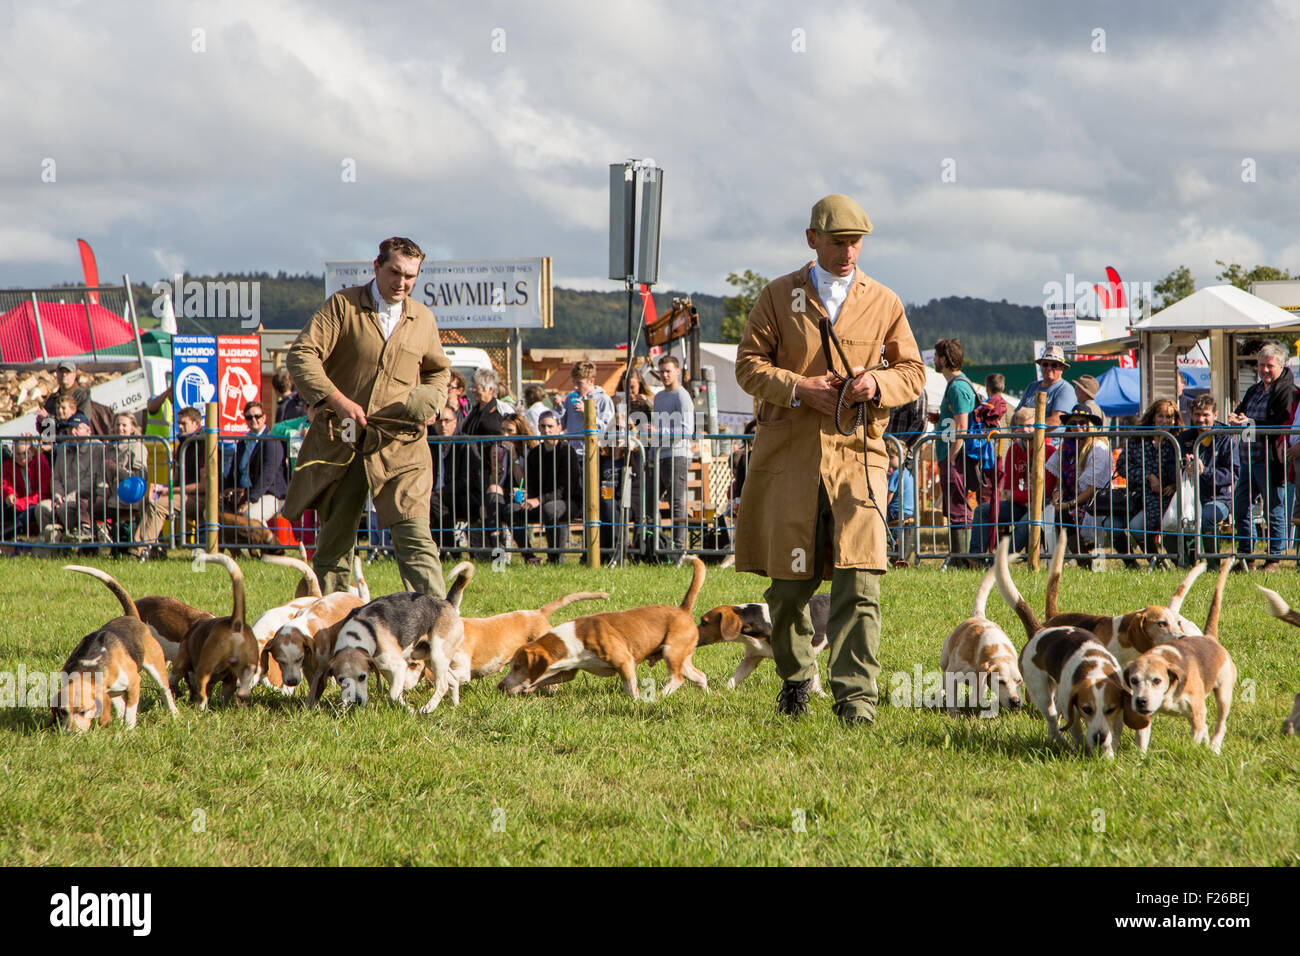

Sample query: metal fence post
[1029,392,1046,570]
[204,403,219,553]
[584,397,599,568]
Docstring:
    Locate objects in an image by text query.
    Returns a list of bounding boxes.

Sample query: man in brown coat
[735,195,926,725]
[284,237,450,595]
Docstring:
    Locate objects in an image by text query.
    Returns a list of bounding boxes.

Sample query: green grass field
[1,554,1298,866]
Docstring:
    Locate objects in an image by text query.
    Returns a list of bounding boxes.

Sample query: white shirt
[369,279,403,340]
[810,264,853,324]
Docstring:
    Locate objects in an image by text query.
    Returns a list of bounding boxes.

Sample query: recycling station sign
[172,334,262,435]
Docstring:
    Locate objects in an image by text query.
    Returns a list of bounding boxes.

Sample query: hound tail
[1257,580,1300,631]
[994,536,1041,642]
[1044,531,1066,618]
[63,565,139,620]
[353,555,370,603]
[263,554,323,598]
[1203,557,1234,639]
[446,561,475,610]
[1169,560,1208,615]
[679,558,707,613]
[539,591,610,618]
[195,552,246,632]
[972,563,997,619]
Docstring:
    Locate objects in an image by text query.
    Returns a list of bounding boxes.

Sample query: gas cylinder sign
[172,334,261,434]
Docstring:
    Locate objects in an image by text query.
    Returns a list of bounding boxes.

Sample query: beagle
[450,574,610,683]
[1040,536,1201,666]
[169,553,259,709]
[995,538,1140,757]
[1252,583,1300,736]
[261,591,365,697]
[497,558,708,699]
[696,594,830,694]
[54,566,178,731]
[329,562,474,712]
[1124,559,1236,754]
[252,555,370,691]
[939,564,1023,713]
[134,596,213,665]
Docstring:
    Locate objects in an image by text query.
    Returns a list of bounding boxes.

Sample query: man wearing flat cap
[735,194,926,725]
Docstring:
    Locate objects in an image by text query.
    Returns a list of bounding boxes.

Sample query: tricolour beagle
[696,594,830,694]
[55,566,178,731]
[996,538,1141,758]
[497,558,707,699]
[1040,535,1202,665]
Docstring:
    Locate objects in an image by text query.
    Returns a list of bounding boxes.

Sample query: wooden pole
[1029,392,1046,571]
[584,397,599,568]
[204,402,219,553]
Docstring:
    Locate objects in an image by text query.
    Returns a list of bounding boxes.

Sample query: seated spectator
[976,407,1034,554]
[1119,398,1182,559]
[37,360,92,427]
[50,413,113,541]
[1178,394,1238,566]
[2,437,54,540]
[521,410,582,563]
[472,412,527,554]
[52,394,81,437]
[108,412,170,558]
[431,406,474,549]
[1046,401,1112,555]
[174,406,208,537]
[233,402,288,525]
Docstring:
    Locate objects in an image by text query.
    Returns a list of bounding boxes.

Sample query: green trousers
[312,454,446,598]
[764,482,883,721]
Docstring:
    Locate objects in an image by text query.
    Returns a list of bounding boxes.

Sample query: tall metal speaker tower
[608,159,664,565]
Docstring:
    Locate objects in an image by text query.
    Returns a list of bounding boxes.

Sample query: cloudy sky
[3,0,1299,309]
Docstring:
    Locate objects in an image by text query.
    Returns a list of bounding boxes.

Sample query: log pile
[0,368,121,423]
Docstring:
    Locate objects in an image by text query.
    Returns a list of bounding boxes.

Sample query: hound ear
[721,610,744,641]
[259,642,272,676]
[1121,662,1137,691]
[1065,689,1079,731]
[1166,663,1186,694]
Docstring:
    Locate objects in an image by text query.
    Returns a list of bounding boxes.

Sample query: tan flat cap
[809,194,873,236]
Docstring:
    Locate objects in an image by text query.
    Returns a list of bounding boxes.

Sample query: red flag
[640,283,657,325]
[1105,266,1126,309]
[77,239,99,305]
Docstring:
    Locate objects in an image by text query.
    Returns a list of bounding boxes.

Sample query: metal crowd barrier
[916,422,1290,568]
[2,433,175,555]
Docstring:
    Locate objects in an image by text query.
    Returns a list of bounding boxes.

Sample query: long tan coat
[283,284,449,526]
[734,264,925,578]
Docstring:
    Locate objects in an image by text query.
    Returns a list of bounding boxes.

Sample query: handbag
[1160,473,1196,533]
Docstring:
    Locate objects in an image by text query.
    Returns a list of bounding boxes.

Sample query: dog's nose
[1008,698,1022,711]
[1135,697,1147,710]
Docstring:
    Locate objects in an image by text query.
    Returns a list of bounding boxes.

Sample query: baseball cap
[57,360,77,372]
[63,412,91,429]
[809,194,873,236]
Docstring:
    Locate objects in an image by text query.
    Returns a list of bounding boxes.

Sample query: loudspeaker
[636,166,663,286]
[608,164,635,280]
